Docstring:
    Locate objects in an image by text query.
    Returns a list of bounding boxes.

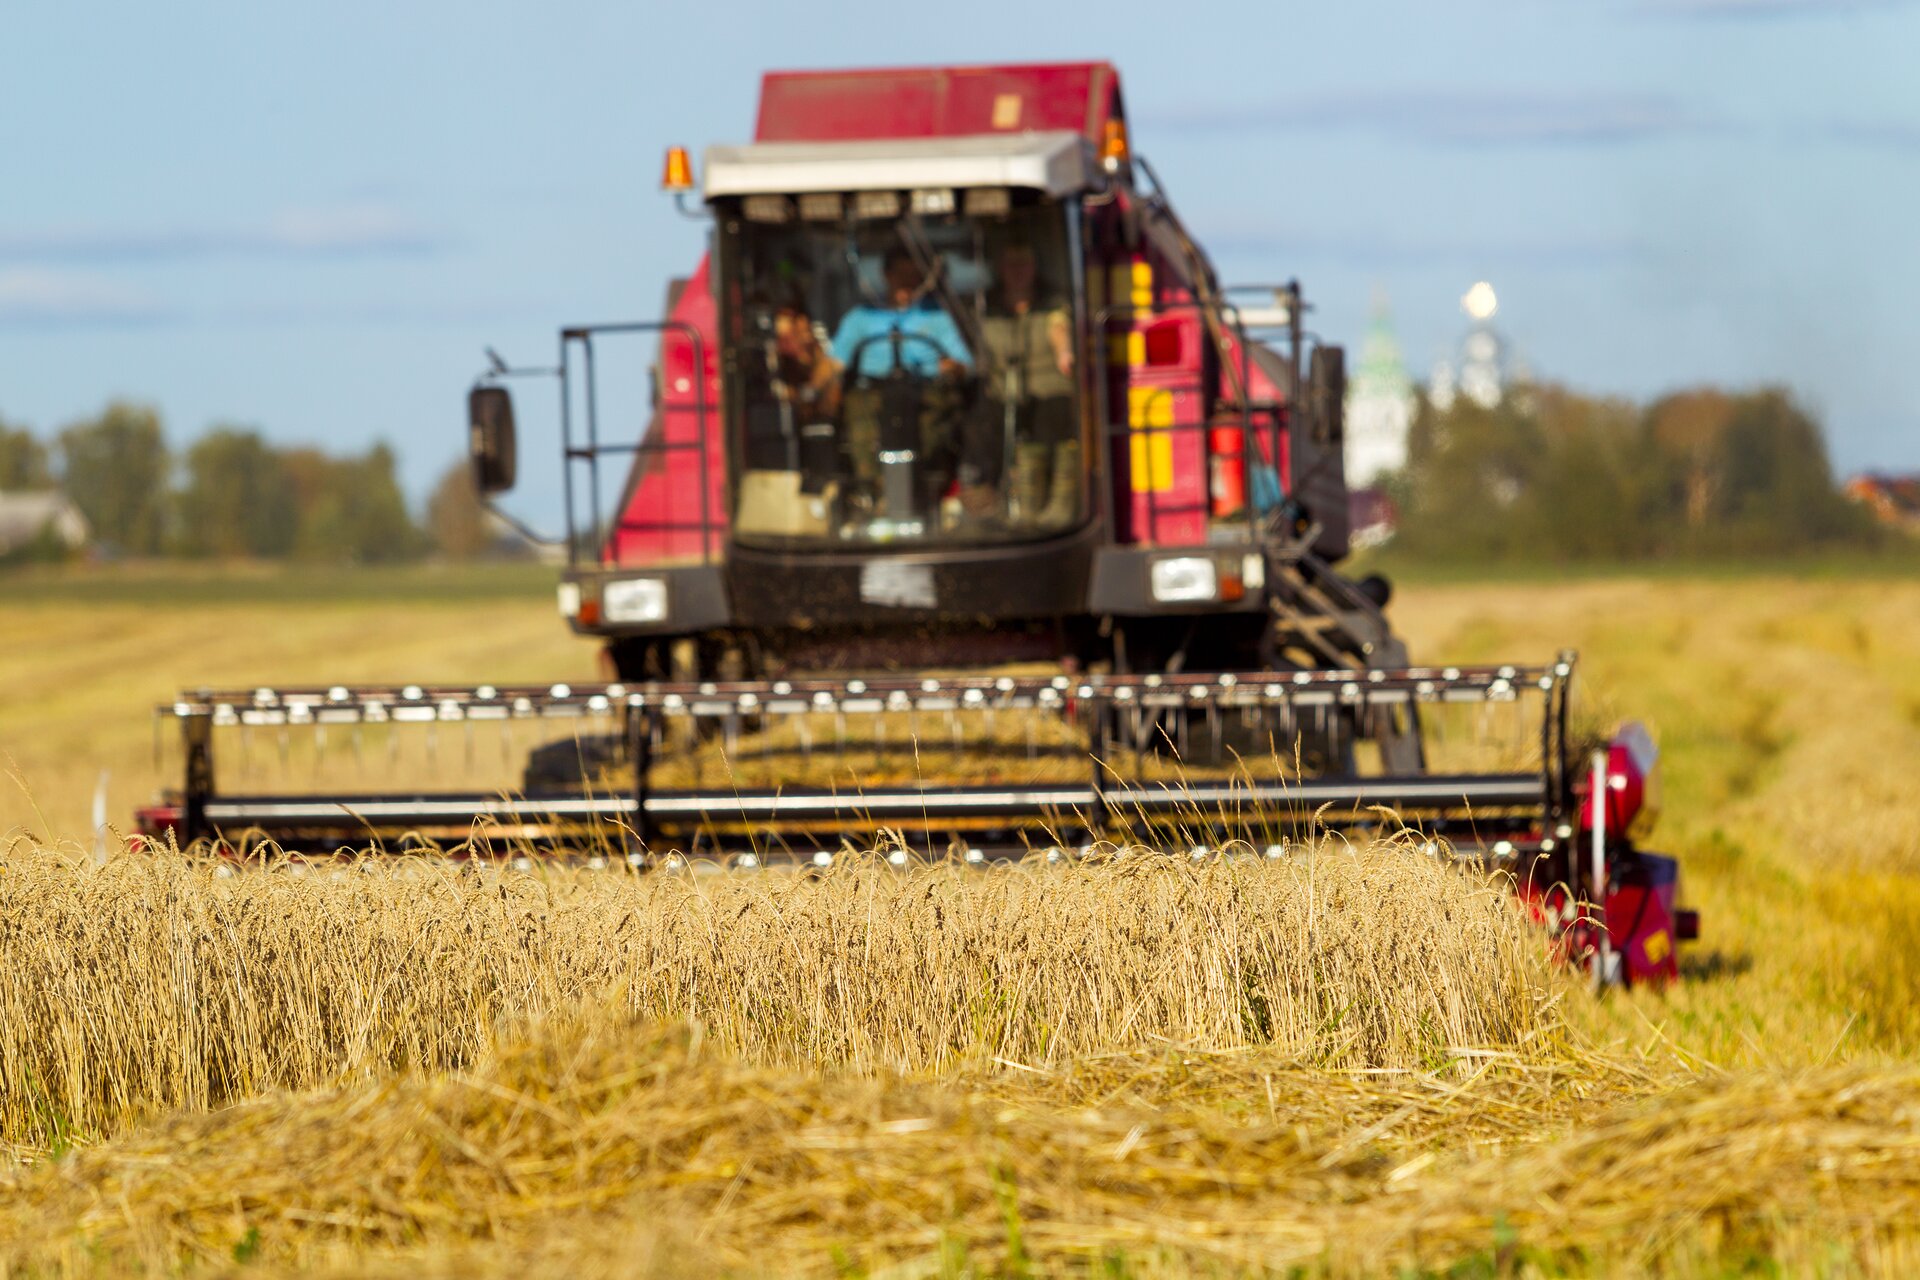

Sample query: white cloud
[0,204,442,265]
[1636,0,1911,15]
[0,269,161,323]
[1154,90,1702,147]
[265,203,440,253]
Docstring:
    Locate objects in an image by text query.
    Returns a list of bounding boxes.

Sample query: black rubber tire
[521,733,627,793]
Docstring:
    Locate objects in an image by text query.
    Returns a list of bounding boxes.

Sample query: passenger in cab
[980,241,1078,528]
[771,302,840,424]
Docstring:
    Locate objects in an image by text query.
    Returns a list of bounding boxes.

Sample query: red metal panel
[1110,282,1210,547]
[607,256,727,566]
[756,62,1116,143]
[1606,853,1682,984]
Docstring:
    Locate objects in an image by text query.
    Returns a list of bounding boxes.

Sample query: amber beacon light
[661,145,695,193]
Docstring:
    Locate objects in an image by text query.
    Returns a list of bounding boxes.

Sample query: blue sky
[4,0,1917,521]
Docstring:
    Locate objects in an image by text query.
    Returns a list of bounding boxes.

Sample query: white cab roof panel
[703,131,1095,199]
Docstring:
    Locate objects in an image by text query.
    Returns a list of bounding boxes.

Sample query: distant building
[1344,295,1416,487]
[1846,473,1920,533]
[1428,281,1520,413]
[0,491,90,557]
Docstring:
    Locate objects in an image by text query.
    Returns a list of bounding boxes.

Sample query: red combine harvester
[137,62,1694,983]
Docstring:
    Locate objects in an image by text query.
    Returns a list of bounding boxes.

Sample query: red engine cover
[1582,721,1661,841]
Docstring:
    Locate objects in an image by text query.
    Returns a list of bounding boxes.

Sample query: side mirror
[468,385,517,494]
[1308,345,1345,446]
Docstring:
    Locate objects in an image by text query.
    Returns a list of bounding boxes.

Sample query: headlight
[1149,557,1218,603]
[556,582,581,619]
[601,577,669,623]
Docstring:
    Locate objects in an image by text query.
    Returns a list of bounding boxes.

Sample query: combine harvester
[136,63,1694,983]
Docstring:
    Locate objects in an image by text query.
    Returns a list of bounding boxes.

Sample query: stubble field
[1,563,1918,1276]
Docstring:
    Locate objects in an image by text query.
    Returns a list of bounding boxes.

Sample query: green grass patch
[0,560,561,606]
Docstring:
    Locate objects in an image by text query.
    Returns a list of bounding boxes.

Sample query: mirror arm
[474,366,560,384]
[482,499,565,549]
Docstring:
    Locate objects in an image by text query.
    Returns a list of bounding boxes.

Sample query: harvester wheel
[521,733,628,793]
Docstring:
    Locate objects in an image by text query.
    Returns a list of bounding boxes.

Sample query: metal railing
[1090,290,1306,550]
[558,319,718,566]
[154,661,1576,855]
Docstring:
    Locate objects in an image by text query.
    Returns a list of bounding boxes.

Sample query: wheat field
[2,566,1919,1276]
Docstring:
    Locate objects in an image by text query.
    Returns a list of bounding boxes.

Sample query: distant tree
[1521,386,1666,560]
[426,460,493,559]
[1644,389,1737,531]
[1397,391,1550,560]
[1394,382,1873,562]
[175,426,299,557]
[1638,387,1875,552]
[290,442,427,564]
[0,419,51,490]
[1709,389,1876,550]
[58,401,170,554]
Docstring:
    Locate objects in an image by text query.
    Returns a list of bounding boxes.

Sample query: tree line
[1382,383,1882,562]
[3,384,1882,568]
[0,401,501,564]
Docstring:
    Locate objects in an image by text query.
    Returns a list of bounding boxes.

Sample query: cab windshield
[719,193,1081,546]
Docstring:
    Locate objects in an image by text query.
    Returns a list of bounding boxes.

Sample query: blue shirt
[830,303,972,377]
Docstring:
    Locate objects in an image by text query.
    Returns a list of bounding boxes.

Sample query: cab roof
[703,131,1095,200]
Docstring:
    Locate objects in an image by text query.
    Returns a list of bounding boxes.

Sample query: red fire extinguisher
[1209,424,1246,518]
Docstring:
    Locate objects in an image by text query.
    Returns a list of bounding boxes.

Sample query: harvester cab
[464,67,1368,690]
[136,62,1695,985]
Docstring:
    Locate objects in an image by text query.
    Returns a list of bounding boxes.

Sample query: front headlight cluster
[1148,556,1219,603]
[601,576,670,624]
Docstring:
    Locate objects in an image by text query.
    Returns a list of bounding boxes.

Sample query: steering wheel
[839,328,963,393]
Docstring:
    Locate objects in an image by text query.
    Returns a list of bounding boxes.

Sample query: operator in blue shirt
[831,245,973,378]
[831,245,976,521]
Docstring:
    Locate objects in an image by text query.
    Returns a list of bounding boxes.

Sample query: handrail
[558,318,715,567]
[1091,298,1274,548]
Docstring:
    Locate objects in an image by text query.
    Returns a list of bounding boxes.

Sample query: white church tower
[1431,281,1515,413]
[1344,294,1416,487]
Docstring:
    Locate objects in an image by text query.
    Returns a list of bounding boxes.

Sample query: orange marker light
[1101,119,1130,172]
[661,145,695,193]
